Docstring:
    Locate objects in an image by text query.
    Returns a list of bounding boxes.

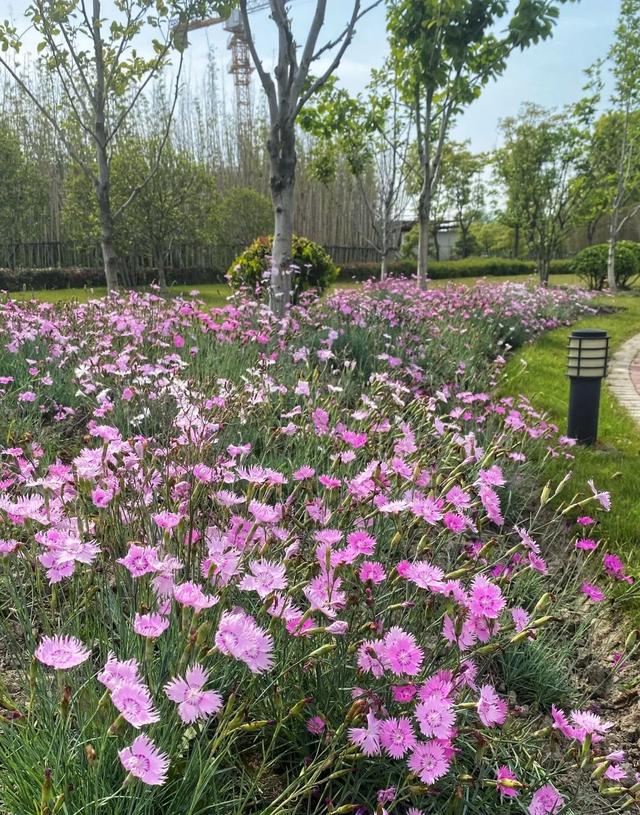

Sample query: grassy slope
[501,291,640,577]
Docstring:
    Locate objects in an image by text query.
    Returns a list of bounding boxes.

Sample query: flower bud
[624,629,638,652]
[532,593,552,615]
[306,641,337,659]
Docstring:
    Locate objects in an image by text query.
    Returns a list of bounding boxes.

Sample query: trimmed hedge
[0,266,227,292]
[338,257,574,281]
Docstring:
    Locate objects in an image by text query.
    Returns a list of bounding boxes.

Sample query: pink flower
[382,627,424,676]
[469,575,506,620]
[407,740,450,784]
[119,734,169,786]
[400,560,445,592]
[18,390,37,402]
[477,465,505,487]
[511,607,530,632]
[379,716,417,758]
[238,559,287,597]
[414,695,455,739]
[35,635,90,669]
[133,612,169,638]
[306,715,325,735]
[497,765,519,798]
[359,561,386,584]
[528,783,564,814]
[117,544,158,578]
[392,684,418,703]
[91,486,113,508]
[581,582,605,602]
[603,553,632,583]
[173,581,218,611]
[349,711,381,756]
[575,538,597,551]
[443,512,466,533]
[165,664,223,724]
[588,479,611,510]
[215,610,274,673]
[570,710,613,738]
[576,515,595,526]
[153,511,182,530]
[478,684,507,727]
[111,683,160,728]
[550,705,583,740]
[98,655,141,690]
[248,500,280,524]
[346,530,376,557]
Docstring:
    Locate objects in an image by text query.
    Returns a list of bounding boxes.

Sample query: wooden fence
[0,242,381,272]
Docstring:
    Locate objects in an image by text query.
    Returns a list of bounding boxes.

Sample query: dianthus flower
[133,612,169,638]
[119,734,168,786]
[379,716,417,758]
[382,627,424,676]
[414,694,455,739]
[528,783,564,815]
[165,664,223,723]
[35,635,90,670]
[496,765,519,798]
[469,575,506,619]
[407,740,450,784]
[477,684,507,727]
[111,682,160,728]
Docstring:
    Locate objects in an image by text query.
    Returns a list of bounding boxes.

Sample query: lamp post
[567,329,609,445]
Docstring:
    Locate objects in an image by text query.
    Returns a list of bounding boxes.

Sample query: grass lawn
[500,290,640,588]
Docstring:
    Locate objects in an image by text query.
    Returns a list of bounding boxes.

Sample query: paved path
[607,333,640,426]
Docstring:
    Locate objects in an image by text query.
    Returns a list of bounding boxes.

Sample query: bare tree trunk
[95,137,119,293]
[607,215,618,293]
[416,158,432,291]
[156,251,168,291]
[432,229,440,261]
[380,250,388,281]
[269,127,296,315]
[538,255,550,287]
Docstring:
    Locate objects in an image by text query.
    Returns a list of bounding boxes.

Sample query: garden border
[607,331,640,427]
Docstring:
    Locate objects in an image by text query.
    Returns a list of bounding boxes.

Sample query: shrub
[572,242,640,290]
[338,256,575,282]
[227,235,338,298]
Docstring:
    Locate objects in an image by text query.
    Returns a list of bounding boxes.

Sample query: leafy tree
[62,136,219,288]
[439,141,485,258]
[215,187,273,251]
[238,0,383,313]
[0,0,225,291]
[300,69,414,280]
[495,103,592,284]
[0,124,48,244]
[470,219,515,257]
[387,0,575,289]
[599,0,640,291]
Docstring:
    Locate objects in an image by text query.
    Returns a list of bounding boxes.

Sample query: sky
[5,0,620,153]
[179,0,619,152]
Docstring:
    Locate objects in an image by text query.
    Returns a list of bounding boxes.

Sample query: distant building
[397,219,460,261]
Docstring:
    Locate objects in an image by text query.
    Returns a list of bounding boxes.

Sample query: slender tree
[601,0,640,292]
[387,0,576,290]
[300,69,414,280]
[0,0,220,291]
[495,103,591,285]
[239,0,382,314]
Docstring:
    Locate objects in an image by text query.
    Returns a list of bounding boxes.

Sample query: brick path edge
[607,332,640,427]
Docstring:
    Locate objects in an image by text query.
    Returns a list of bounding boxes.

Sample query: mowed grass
[500,291,640,585]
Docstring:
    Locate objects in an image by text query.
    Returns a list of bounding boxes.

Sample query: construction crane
[171,2,274,128]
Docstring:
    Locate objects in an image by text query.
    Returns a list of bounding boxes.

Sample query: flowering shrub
[227,234,339,298]
[0,280,637,814]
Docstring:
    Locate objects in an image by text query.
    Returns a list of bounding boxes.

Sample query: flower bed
[0,280,637,814]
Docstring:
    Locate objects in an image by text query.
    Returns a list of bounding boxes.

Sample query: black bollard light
[566,329,609,445]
